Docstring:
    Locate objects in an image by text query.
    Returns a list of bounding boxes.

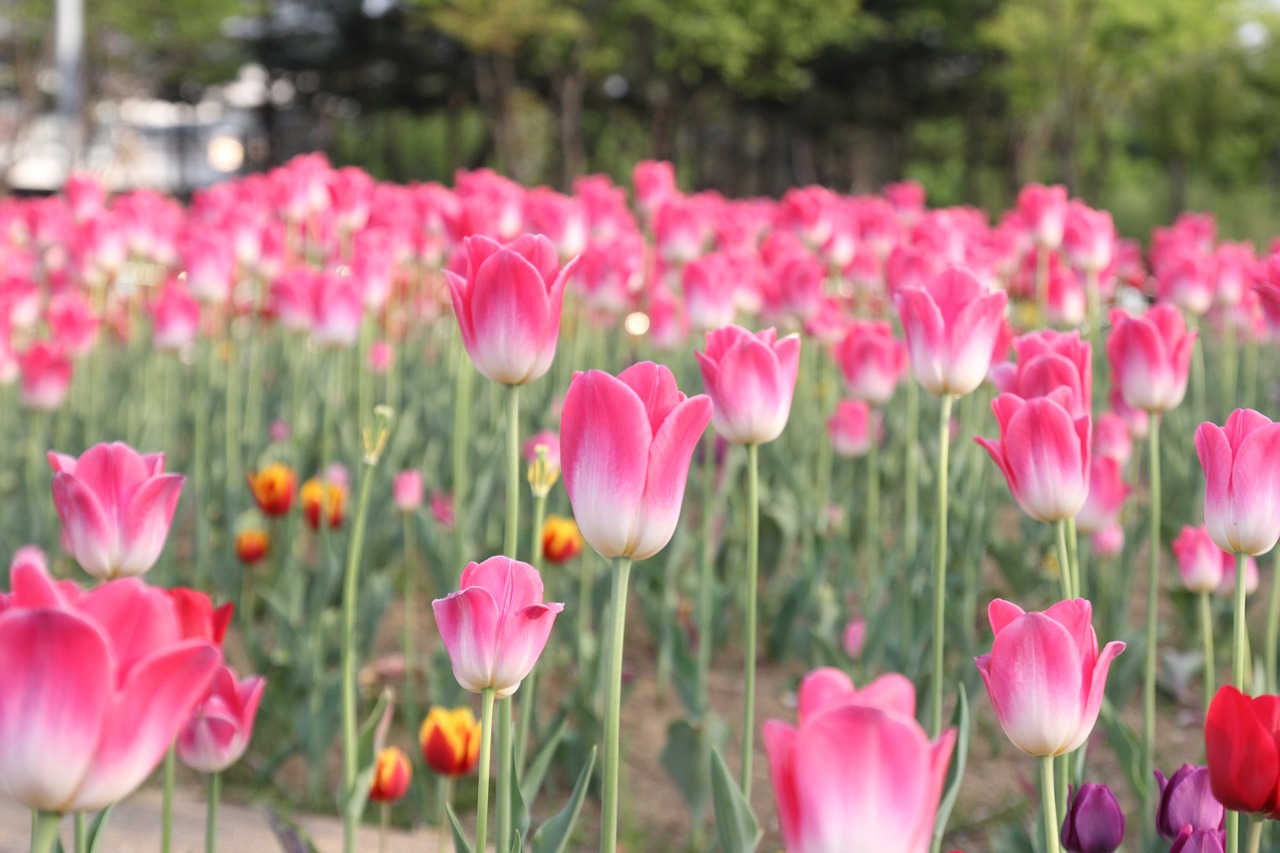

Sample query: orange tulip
[247,463,296,516]
[541,515,583,564]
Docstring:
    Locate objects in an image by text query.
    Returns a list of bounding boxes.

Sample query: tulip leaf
[661,715,727,826]
[85,806,115,853]
[710,746,761,853]
[1099,698,1145,805]
[932,682,969,848]
[344,688,392,825]
[520,717,568,804]
[446,802,476,853]
[531,745,597,853]
[511,743,531,841]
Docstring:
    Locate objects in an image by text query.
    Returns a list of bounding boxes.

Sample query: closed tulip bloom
[827,400,875,458]
[696,325,800,445]
[1060,784,1125,853]
[976,391,1090,523]
[18,342,72,411]
[176,665,266,774]
[368,747,412,804]
[762,667,955,853]
[975,598,1124,756]
[234,528,269,565]
[0,557,221,812]
[432,556,562,698]
[1194,408,1280,556]
[1018,184,1069,248]
[1204,685,1280,817]
[990,330,1092,420]
[541,515,583,564]
[393,470,423,511]
[1106,305,1197,413]
[1091,524,1124,559]
[1172,526,1230,594]
[419,706,482,778]
[561,362,712,561]
[895,267,1008,397]
[48,442,185,579]
[1155,764,1225,842]
[831,321,907,407]
[247,463,296,516]
[1076,457,1130,535]
[446,234,579,385]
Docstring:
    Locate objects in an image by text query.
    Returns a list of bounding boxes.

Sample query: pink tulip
[1017,184,1069,249]
[763,667,955,853]
[18,342,72,411]
[1173,525,1231,594]
[1157,250,1214,317]
[176,664,265,773]
[1106,305,1197,413]
[1194,409,1280,555]
[47,292,99,358]
[976,390,1090,523]
[310,270,363,348]
[1063,202,1114,273]
[1093,412,1133,467]
[831,321,907,407]
[48,442,186,579]
[446,234,579,385]
[1076,456,1130,535]
[150,280,201,352]
[696,324,800,446]
[393,470,423,511]
[975,598,1124,756]
[895,267,1008,397]
[990,329,1092,419]
[827,400,876,458]
[0,555,220,811]
[683,253,739,331]
[1092,524,1125,559]
[431,556,562,697]
[632,160,678,220]
[561,362,712,561]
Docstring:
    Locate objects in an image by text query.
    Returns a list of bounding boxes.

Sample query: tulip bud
[235,528,269,565]
[368,747,412,803]
[393,470,423,512]
[1060,783,1125,853]
[419,707,482,778]
[247,463,296,517]
[541,515,583,564]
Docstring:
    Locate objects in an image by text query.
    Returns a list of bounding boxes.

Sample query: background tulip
[1155,765,1225,842]
[975,598,1124,756]
[1106,304,1196,413]
[432,556,562,698]
[419,706,482,777]
[560,362,712,561]
[832,320,906,407]
[176,665,266,773]
[976,391,1090,523]
[1195,408,1280,556]
[48,442,186,579]
[368,747,412,803]
[1060,783,1125,853]
[696,324,800,445]
[895,266,1007,397]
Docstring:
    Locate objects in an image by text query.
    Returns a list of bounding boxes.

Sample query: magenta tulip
[432,556,562,697]
[975,598,1124,756]
[176,664,266,773]
[831,321,907,407]
[446,234,579,385]
[976,391,1090,523]
[895,267,1008,397]
[561,362,712,561]
[48,442,186,579]
[696,324,800,445]
[0,555,220,811]
[763,667,955,853]
[1106,305,1197,414]
[1194,409,1280,556]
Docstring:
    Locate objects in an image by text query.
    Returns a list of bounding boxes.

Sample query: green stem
[1055,520,1073,601]
[224,336,240,510]
[162,743,175,853]
[930,394,955,737]
[402,510,419,731]
[1143,413,1162,839]
[1039,756,1062,853]
[206,772,220,853]
[740,443,760,797]
[452,345,474,570]
[905,380,920,550]
[505,384,521,559]
[1202,591,1217,713]
[517,492,549,773]
[697,433,716,713]
[1222,318,1238,417]
[601,557,633,853]
[1269,548,1280,694]
[340,444,382,853]
[865,420,881,591]
[1247,817,1263,853]
[194,350,210,588]
[496,699,512,853]
[1228,812,1240,853]
[476,688,497,853]
[379,802,389,853]
[74,813,85,853]
[1066,517,1082,600]
[30,811,60,853]
[1234,551,1250,690]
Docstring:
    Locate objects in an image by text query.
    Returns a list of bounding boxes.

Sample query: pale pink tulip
[446,234,579,385]
[1106,305,1197,413]
[561,362,712,561]
[827,400,875,458]
[696,324,800,445]
[976,390,1090,523]
[1173,525,1230,594]
[976,598,1124,756]
[763,667,955,853]
[431,556,562,697]
[1194,409,1280,555]
[176,664,265,773]
[895,267,1008,397]
[393,470,423,511]
[832,321,907,407]
[0,556,220,812]
[48,442,185,579]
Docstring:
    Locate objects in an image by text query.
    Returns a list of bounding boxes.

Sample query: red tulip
[0,555,220,811]
[895,267,1008,397]
[446,234,579,385]
[975,599,1124,756]
[1204,685,1280,818]
[1107,305,1196,413]
[432,556,562,698]
[1194,409,1280,556]
[696,324,800,445]
[48,442,186,579]
[976,391,1090,523]
[561,362,712,561]
[176,664,266,773]
[368,747,412,804]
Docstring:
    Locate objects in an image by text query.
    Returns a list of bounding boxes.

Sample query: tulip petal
[491,602,563,698]
[1227,422,1280,555]
[1206,686,1280,814]
[980,612,1084,755]
[797,667,855,724]
[79,579,182,680]
[432,587,501,693]
[468,250,551,384]
[762,720,802,852]
[0,611,110,811]
[51,473,116,578]
[461,556,546,612]
[632,394,713,560]
[119,473,184,576]
[1065,639,1125,754]
[1196,423,1235,553]
[617,361,682,433]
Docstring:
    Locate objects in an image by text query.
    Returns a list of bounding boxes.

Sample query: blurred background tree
[3,0,1280,239]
